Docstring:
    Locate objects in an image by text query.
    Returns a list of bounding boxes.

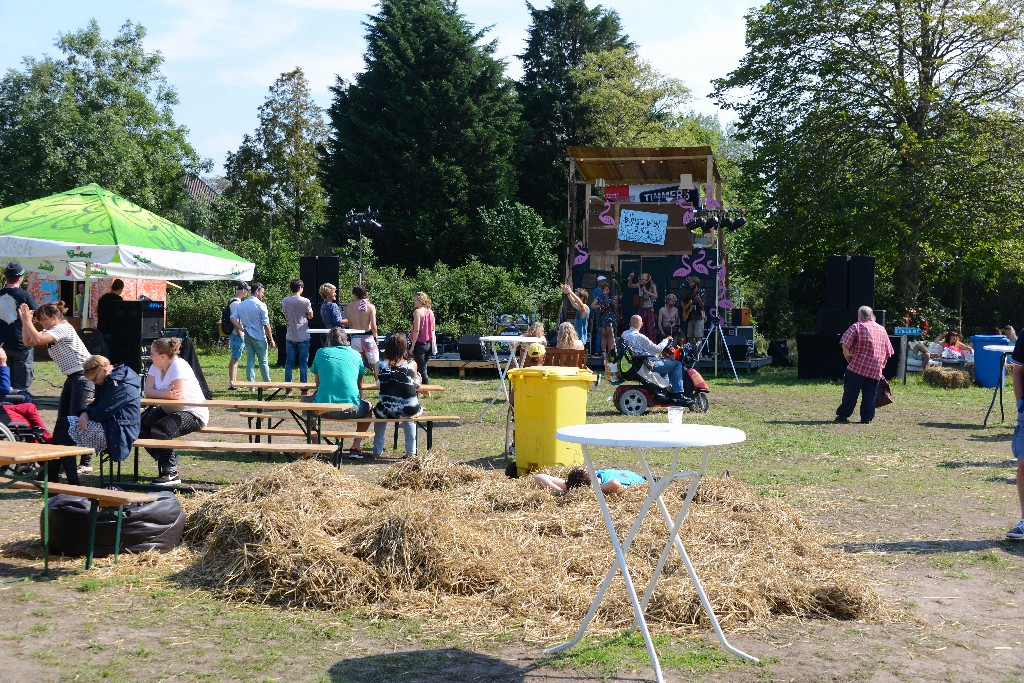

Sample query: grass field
[3,350,1024,682]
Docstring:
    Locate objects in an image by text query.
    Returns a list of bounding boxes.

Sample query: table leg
[85,499,99,570]
[113,505,124,564]
[635,449,759,664]
[41,468,49,576]
[545,446,667,682]
[479,343,513,422]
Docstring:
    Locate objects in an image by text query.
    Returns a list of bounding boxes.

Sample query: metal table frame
[478,335,538,422]
[549,423,758,682]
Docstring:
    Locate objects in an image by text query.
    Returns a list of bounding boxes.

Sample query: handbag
[430,330,438,356]
[875,377,893,407]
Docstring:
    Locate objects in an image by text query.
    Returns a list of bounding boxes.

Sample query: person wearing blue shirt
[534,466,646,495]
[231,283,276,382]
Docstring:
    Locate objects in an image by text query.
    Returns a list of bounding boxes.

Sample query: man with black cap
[0,262,37,398]
[224,282,249,390]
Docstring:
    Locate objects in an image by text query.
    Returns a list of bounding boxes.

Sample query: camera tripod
[695,315,740,383]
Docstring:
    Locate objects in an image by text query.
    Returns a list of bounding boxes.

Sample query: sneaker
[151,472,181,486]
[1007,519,1024,540]
[834,416,850,423]
[77,465,93,475]
[347,449,363,460]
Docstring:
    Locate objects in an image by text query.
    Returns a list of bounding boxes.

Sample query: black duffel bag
[40,490,185,558]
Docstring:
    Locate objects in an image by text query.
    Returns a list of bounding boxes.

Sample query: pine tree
[323,0,520,269]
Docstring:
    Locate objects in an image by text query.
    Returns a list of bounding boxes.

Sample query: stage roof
[566,146,721,185]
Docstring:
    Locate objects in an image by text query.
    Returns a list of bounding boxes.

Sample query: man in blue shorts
[1007,333,1024,539]
[225,282,248,389]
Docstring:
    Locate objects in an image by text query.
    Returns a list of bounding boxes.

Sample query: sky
[0,0,759,176]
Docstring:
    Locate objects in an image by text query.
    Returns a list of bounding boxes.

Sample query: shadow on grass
[765,419,845,426]
[967,432,1012,443]
[328,648,532,683]
[938,458,1015,469]
[0,552,80,580]
[919,422,986,431]
[837,539,1024,555]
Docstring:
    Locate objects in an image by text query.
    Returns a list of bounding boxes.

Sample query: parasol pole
[82,263,93,328]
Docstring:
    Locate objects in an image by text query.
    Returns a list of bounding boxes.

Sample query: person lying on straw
[534,467,645,495]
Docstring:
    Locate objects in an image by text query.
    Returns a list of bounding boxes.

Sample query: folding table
[478,335,539,421]
[550,422,758,682]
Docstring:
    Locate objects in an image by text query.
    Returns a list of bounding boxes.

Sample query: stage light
[731,216,746,231]
[721,215,735,230]
[706,213,720,230]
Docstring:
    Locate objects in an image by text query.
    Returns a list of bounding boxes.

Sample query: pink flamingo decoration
[691,249,709,275]
[672,254,692,278]
[598,199,615,225]
[572,241,590,266]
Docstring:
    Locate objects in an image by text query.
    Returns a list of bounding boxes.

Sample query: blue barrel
[971,334,1012,388]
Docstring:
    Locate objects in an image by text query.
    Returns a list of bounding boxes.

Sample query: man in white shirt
[621,314,684,393]
[231,283,276,382]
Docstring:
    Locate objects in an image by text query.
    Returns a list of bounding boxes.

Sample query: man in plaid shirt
[835,306,893,424]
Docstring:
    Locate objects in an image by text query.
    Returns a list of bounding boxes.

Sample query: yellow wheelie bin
[508,366,597,476]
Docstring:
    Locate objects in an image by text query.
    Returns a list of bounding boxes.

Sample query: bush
[167,282,226,344]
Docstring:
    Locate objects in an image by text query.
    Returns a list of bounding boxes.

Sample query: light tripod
[696,314,739,383]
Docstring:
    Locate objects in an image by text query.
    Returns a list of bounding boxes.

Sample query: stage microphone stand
[697,313,740,383]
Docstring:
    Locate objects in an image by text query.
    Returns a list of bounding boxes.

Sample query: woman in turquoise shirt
[534,467,645,495]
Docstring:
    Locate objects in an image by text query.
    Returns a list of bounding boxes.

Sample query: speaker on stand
[459,335,484,361]
[109,301,165,373]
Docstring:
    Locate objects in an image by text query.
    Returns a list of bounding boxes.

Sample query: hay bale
[922,364,974,388]
[182,457,889,637]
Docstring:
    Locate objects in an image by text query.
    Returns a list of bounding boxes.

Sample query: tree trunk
[894,228,921,312]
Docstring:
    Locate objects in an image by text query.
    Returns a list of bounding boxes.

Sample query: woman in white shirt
[140,337,209,486]
[19,301,91,484]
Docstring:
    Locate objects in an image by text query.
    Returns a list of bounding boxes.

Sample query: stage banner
[619,209,668,245]
[603,184,699,204]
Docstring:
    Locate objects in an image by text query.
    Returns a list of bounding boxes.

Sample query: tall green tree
[571,47,691,147]
[224,68,327,253]
[323,0,520,269]
[714,0,1024,316]
[0,20,206,213]
[516,0,631,220]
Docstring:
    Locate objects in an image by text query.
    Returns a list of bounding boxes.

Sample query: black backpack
[219,298,239,337]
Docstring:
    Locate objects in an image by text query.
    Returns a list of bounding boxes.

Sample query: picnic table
[0,441,154,573]
[142,397,355,444]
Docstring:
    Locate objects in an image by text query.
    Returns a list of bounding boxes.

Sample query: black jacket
[86,365,142,462]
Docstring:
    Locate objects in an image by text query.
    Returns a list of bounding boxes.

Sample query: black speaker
[824,255,849,309]
[459,334,484,361]
[796,333,847,380]
[110,300,164,341]
[848,256,875,309]
[78,328,104,355]
[818,308,886,335]
[299,255,341,328]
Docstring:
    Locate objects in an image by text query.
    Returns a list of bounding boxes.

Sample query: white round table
[547,422,758,680]
[478,335,544,421]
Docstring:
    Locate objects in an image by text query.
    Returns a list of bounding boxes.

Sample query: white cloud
[276,0,376,9]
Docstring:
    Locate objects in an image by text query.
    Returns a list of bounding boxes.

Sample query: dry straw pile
[182,453,885,637]
[922,364,975,389]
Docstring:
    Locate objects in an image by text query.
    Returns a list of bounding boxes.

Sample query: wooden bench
[198,425,371,444]
[129,439,343,478]
[319,414,461,452]
[0,477,155,570]
[234,410,459,452]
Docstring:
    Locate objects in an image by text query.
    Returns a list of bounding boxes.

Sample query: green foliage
[571,47,691,146]
[715,0,1024,328]
[323,0,520,269]
[478,201,559,284]
[166,282,225,344]
[333,254,559,336]
[0,20,207,213]
[516,0,631,220]
[224,68,327,252]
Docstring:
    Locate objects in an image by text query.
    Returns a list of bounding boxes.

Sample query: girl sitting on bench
[372,333,422,458]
